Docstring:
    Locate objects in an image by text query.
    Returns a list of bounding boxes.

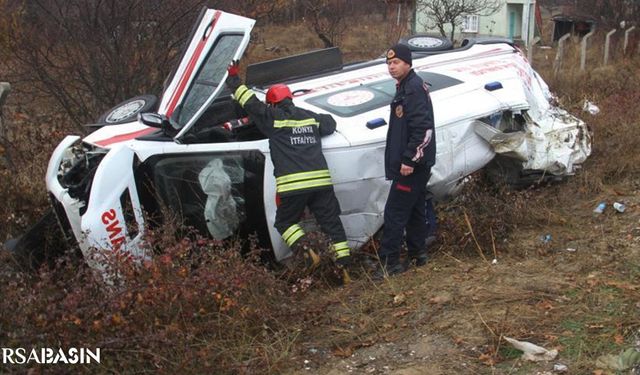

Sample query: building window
[463,15,479,33]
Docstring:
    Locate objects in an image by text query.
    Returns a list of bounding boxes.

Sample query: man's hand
[225,60,241,92]
[400,163,414,176]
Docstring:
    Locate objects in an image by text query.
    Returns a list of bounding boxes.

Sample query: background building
[414,0,537,46]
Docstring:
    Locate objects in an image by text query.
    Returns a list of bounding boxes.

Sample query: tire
[4,209,69,271]
[96,94,158,125]
[398,34,453,52]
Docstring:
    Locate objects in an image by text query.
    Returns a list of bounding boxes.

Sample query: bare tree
[378,0,416,42]
[540,0,639,28]
[0,0,207,128]
[303,0,349,48]
[417,0,502,41]
[579,0,640,29]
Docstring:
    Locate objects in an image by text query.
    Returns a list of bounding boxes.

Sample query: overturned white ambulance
[38,8,590,270]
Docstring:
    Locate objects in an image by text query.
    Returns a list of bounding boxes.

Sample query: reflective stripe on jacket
[234,85,336,195]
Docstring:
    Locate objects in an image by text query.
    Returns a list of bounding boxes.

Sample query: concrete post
[604,29,616,65]
[522,0,531,47]
[528,36,541,66]
[554,33,571,77]
[624,26,636,55]
[580,30,595,71]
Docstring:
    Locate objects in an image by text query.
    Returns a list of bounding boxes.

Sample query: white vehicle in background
[7,8,591,270]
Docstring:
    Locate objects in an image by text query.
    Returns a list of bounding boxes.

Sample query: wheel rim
[106,99,147,123]
[408,37,444,49]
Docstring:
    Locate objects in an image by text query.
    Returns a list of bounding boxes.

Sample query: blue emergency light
[366,118,387,129]
[484,81,503,91]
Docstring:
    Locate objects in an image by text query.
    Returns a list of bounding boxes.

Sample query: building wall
[415,0,536,45]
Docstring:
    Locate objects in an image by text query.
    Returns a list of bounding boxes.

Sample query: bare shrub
[302,0,349,48]
[0,232,299,373]
[0,0,206,128]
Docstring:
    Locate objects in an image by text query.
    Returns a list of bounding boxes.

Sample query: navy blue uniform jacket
[385,69,436,181]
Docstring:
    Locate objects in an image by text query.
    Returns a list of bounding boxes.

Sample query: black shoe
[414,254,429,267]
[425,235,436,248]
[371,262,406,281]
[406,251,429,268]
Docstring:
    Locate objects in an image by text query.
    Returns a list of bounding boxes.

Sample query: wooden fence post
[604,29,616,65]
[624,26,636,55]
[554,33,571,77]
[581,30,595,71]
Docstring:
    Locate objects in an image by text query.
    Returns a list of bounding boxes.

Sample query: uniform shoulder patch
[395,104,403,118]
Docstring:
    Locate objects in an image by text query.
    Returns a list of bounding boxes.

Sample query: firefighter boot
[333,242,352,284]
[335,254,352,285]
[302,246,321,271]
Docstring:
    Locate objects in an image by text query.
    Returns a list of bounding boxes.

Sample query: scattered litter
[504,336,559,361]
[392,293,406,306]
[565,248,577,252]
[553,363,569,373]
[593,202,606,214]
[613,202,626,213]
[540,234,552,243]
[583,99,600,115]
[596,347,640,371]
[492,258,498,265]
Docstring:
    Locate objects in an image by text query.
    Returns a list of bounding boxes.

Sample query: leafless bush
[0,232,299,373]
[302,0,350,48]
[0,0,207,128]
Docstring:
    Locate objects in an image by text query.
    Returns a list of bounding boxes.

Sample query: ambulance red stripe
[94,127,157,147]
[165,11,221,117]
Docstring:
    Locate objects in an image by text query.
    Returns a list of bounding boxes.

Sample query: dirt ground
[277,177,640,374]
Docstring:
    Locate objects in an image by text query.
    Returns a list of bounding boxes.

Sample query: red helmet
[266,84,293,104]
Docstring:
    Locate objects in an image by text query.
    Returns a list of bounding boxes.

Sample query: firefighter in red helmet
[265,84,292,104]
[225,61,352,276]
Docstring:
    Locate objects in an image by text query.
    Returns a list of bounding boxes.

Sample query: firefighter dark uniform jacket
[233,85,336,196]
[385,69,436,181]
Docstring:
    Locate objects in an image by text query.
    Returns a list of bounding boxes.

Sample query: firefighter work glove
[222,117,250,131]
[225,60,241,92]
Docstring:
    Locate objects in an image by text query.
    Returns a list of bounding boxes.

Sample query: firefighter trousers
[379,169,430,266]
[275,188,349,258]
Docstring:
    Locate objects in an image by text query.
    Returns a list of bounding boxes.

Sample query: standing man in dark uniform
[224,61,351,272]
[375,44,436,279]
